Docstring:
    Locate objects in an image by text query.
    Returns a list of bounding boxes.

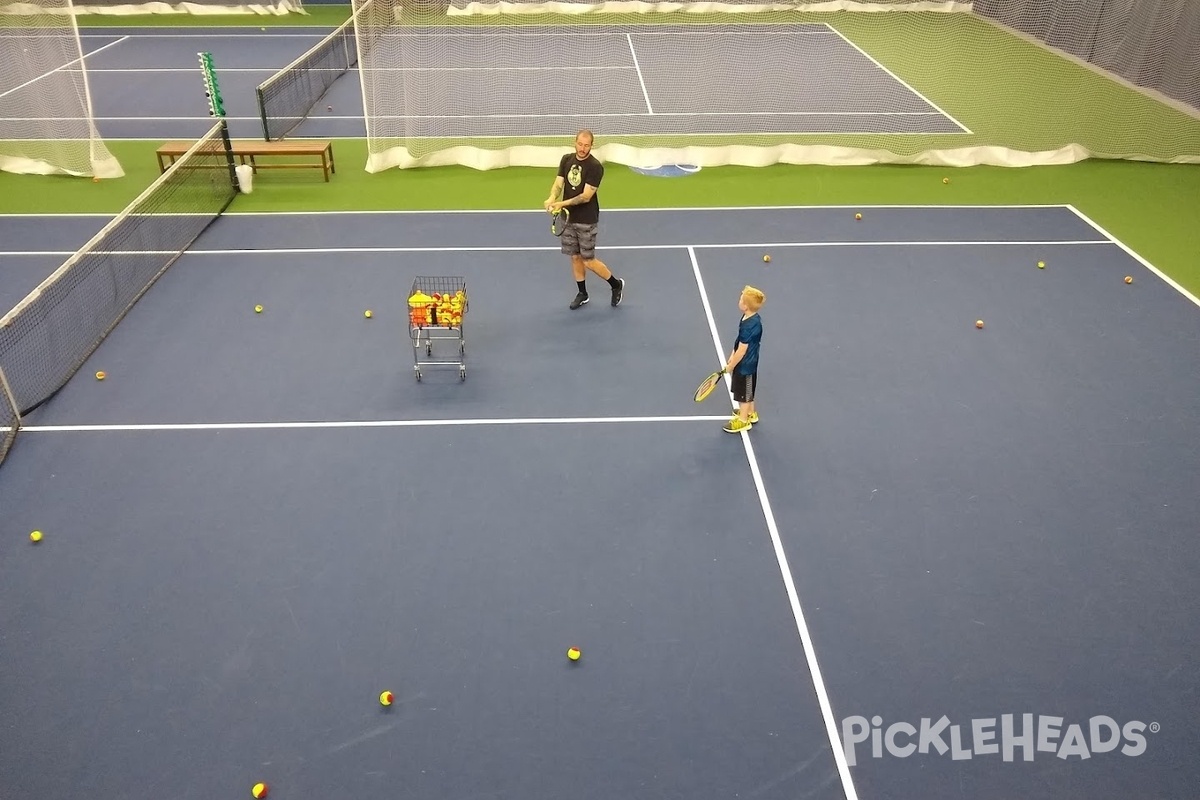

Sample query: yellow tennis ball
[30,530,43,543]
[255,305,263,313]
[252,783,268,799]
[1037,261,1045,269]
[379,691,393,706]
[567,647,581,661]
[364,310,373,319]
[1124,276,1133,284]
[95,371,106,380]
[942,177,950,184]
[975,320,984,329]
[762,254,771,263]
[855,213,862,221]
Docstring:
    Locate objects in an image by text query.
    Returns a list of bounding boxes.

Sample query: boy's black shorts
[731,370,757,403]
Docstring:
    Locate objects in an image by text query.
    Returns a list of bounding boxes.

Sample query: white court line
[2,251,177,256]
[90,67,283,73]
[373,29,836,38]
[821,24,973,135]
[4,116,268,122]
[688,246,859,800]
[8,111,949,121]
[0,36,128,101]
[21,415,732,433]
[0,205,1084,216]
[218,204,1078,213]
[273,111,948,119]
[4,113,950,125]
[1065,205,1200,309]
[358,66,636,72]
[626,33,654,114]
[80,32,329,38]
[95,132,973,141]
[0,241,1111,258]
[70,27,832,40]
[89,66,640,73]
[187,240,1109,255]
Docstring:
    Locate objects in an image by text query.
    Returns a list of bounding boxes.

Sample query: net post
[257,86,272,141]
[218,118,238,191]
[0,362,20,468]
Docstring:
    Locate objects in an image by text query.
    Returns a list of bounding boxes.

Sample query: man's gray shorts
[561,222,598,260]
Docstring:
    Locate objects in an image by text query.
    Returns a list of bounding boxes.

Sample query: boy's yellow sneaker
[723,416,753,434]
[733,409,760,424]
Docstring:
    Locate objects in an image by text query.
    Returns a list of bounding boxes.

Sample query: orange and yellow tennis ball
[854,213,862,221]
[567,647,581,661]
[1124,276,1133,284]
[975,320,984,329]
[379,691,394,706]
[252,782,269,799]
[95,370,106,380]
[762,254,771,263]
[30,530,43,543]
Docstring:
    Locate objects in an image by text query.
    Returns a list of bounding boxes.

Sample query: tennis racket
[551,207,569,237]
[693,369,726,403]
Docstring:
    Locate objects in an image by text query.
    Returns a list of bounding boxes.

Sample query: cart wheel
[459,368,466,382]
[415,369,422,382]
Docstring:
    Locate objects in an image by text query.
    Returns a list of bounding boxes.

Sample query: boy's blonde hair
[741,285,765,311]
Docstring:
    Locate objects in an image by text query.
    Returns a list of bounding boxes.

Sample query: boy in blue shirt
[723,286,765,434]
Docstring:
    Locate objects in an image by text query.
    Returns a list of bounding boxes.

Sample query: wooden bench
[156,139,336,182]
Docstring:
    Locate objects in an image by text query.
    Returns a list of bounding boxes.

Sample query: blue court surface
[62,24,969,140]
[2,205,1199,800]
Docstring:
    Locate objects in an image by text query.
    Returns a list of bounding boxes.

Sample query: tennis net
[256,14,358,141]
[0,121,236,456]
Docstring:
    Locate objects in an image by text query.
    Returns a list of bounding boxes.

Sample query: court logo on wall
[841,714,1157,766]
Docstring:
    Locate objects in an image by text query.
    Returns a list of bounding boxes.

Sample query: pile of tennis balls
[408,289,466,328]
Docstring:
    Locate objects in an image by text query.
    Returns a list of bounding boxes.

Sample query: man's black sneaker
[570,292,589,310]
[611,278,625,307]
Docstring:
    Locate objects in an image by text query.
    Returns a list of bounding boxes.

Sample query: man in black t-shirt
[544,130,625,310]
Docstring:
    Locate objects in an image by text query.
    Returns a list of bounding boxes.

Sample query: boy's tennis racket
[693,369,726,402]
[551,207,569,237]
